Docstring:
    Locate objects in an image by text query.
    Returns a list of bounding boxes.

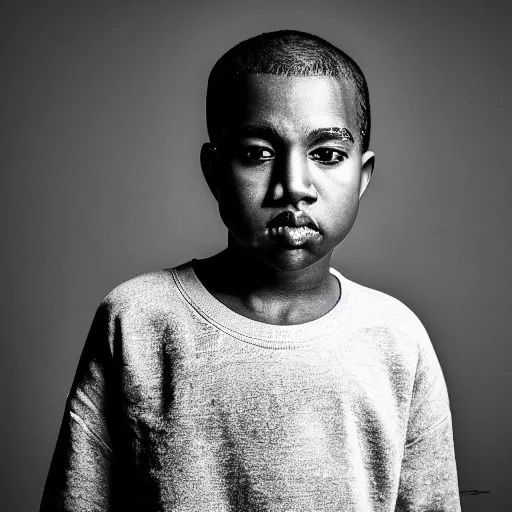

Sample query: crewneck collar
[172,260,351,349]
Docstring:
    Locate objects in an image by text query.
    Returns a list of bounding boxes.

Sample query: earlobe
[200,143,219,201]
[359,151,375,199]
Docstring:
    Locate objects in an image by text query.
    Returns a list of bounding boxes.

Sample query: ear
[359,150,375,199]
[200,142,220,201]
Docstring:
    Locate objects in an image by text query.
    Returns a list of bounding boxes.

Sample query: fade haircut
[206,30,371,152]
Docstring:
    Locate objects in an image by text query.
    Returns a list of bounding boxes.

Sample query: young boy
[40,30,461,511]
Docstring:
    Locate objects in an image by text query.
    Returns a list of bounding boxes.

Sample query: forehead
[229,74,358,136]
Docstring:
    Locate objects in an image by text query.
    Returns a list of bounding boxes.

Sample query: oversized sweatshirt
[40,261,461,511]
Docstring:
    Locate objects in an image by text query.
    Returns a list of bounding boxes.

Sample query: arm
[395,331,461,511]
[40,302,115,511]
[395,415,460,511]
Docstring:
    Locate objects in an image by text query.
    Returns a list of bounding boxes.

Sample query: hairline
[207,71,364,152]
[206,31,370,152]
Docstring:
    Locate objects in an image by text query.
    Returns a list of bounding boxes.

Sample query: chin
[259,247,328,272]
[227,231,333,272]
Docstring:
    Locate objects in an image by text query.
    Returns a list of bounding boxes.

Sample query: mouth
[268,225,321,247]
[266,210,322,247]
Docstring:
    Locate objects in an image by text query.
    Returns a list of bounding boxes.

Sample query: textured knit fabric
[40,261,461,511]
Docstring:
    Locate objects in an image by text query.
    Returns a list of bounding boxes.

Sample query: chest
[121,335,414,451]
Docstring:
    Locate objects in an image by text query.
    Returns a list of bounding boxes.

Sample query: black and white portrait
[2,1,510,511]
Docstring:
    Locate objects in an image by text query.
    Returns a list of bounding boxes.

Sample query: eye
[240,146,275,162]
[309,148,347,165]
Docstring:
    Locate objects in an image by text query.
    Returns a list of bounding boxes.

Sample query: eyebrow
[231,124,354,145]
[235,124,278,140]
[307,127,354,144]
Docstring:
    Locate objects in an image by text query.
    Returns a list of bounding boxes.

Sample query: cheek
[217,172,267,232]
[322,185,361,237]
[342,194,361,227]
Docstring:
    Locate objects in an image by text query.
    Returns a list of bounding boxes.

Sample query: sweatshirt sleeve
[395,328,461,511]
[40,301,115,512]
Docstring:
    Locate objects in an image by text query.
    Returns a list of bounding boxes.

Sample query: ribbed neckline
[171,260,350,349]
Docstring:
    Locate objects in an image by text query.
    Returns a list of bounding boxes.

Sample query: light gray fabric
[40,261,461,511]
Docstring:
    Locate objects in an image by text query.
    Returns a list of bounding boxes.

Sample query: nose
[271,150,317,206]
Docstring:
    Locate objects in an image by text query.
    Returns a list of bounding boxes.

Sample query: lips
[267,210,320,232]
[267,210,321,247]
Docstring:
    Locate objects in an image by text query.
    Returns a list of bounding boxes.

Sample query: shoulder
[89,261,208,353]
[337,271,438,364]
[339,272,450,411]
[341,273,427,338]
[99,263,189,317]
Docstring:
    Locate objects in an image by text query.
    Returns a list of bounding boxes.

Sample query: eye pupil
[245,147,272,161]
[240,147,345,164]
[311,148,345,164]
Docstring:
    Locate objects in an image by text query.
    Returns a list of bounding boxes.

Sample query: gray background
[2,0,511,510]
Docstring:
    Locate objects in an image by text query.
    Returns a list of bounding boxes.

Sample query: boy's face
[202,74,374,272]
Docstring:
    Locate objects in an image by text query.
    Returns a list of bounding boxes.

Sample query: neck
[192,240,339,325]
[216,243,333,295]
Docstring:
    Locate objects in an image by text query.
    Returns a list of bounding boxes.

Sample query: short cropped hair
[206,30,371,152]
